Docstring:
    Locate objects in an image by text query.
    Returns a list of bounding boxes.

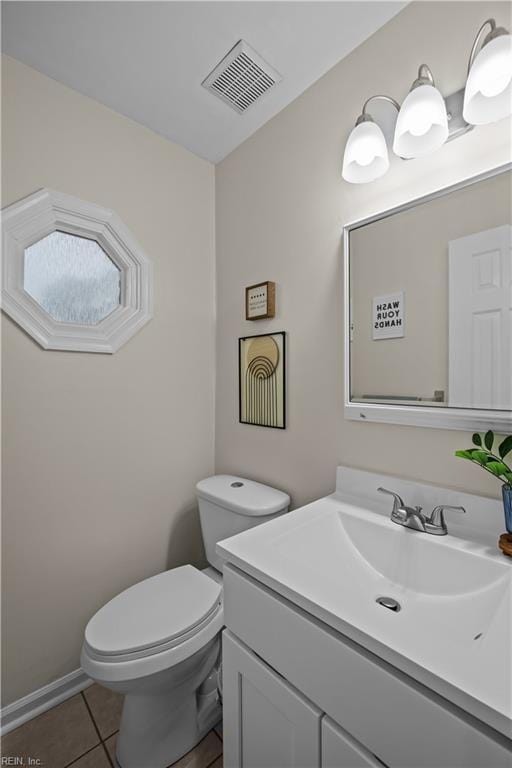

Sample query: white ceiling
[2,1,406,163]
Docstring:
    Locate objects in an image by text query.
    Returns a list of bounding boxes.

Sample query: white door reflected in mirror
[449,225,512,411]
[24,232,121,325]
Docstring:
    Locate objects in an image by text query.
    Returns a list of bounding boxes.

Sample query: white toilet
[81,475,289,768]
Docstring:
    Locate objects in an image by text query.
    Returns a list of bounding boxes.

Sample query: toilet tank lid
[196,475,290,516]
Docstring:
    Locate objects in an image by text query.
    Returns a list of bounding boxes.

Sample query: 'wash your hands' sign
[372,291,404,340]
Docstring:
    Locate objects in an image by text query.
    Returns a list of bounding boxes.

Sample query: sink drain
[376,596,401,612]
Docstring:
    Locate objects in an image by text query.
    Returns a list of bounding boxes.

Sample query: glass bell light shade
[342,120,389,183]
[393,85,448,158]
[463,34,512,125]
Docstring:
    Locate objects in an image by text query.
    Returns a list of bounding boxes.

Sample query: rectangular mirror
[344,165,512,431]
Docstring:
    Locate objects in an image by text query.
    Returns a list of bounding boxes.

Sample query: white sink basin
[277,500,508,598]
[217,480,512,736]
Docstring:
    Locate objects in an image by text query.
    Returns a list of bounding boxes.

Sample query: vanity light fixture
[342,17,511,183]
[463,18,512,125]
[393,65,448,158]
[341,95,399,183]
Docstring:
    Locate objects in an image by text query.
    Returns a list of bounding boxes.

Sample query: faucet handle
[377,487,404,505]
[377,487,405,516]
[427,505,466,535]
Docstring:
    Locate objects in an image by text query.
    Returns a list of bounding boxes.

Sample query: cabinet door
[223,629,322,768]
[322,717,387,768]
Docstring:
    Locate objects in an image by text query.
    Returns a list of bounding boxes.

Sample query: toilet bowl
[81,475,289,768]
[81,565,223,767]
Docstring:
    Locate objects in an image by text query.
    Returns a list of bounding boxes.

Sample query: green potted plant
[455,431,512,535]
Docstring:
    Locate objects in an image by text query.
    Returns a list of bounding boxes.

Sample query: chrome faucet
[377,487,426,531]
[377,488,466,535]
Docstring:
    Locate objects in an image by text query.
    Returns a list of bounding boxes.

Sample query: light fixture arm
[410,64,435,91]
[355,94,400,126]
[360,94,400,118]
[467,18,508,73]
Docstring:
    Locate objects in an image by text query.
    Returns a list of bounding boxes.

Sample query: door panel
[222,629,321,768]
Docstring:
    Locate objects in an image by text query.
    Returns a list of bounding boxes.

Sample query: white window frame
[2,188,152,353]
[343,163,512,432]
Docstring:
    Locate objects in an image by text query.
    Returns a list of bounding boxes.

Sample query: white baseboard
[1,669,92,736]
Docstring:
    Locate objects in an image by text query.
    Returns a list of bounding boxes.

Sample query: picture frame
[239,331,286,429]
[245,281,276,320]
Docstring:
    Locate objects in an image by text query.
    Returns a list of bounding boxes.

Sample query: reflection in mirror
[349,169,511,411]
[23,231,121,325]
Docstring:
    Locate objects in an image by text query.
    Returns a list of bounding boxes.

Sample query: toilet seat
[84,565,222,663]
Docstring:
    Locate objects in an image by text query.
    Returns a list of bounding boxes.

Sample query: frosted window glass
[24,231,121,325]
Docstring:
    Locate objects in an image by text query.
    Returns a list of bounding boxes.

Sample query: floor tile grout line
[204,750,223,768]
[101,738,115,768]
[98,725,118,766]
[60,693,104,768]
[80,691,105,745]
[63,742,104,768]
[161,729,223,768]
[81,692,116,768]
[203,730,223,768]
[102,728,119,742]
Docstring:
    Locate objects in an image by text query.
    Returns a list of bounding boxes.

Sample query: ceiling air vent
[202,40,282,114]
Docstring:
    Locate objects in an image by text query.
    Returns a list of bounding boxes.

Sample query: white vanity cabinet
[222,564,512,768]
[223,631,322,768]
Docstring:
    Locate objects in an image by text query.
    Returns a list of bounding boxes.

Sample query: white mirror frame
[2,188,152,353]
[343,164,512,432]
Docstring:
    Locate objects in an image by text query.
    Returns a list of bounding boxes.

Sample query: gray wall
[215,1,512,509]
[1,55,216,704]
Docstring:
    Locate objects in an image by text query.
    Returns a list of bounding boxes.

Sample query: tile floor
[1,684,223,768]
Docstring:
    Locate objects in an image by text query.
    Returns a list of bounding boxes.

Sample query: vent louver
[202,40,282,114]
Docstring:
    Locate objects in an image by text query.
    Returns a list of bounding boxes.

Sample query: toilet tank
[196,475,290,571]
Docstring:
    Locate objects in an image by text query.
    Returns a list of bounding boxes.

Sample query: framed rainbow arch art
[239,332,286,429]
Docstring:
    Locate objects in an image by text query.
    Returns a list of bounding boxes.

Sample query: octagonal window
[24,231,121,325]
[3,188,152,352]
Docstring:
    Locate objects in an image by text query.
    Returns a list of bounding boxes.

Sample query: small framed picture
[245,281,275,320]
